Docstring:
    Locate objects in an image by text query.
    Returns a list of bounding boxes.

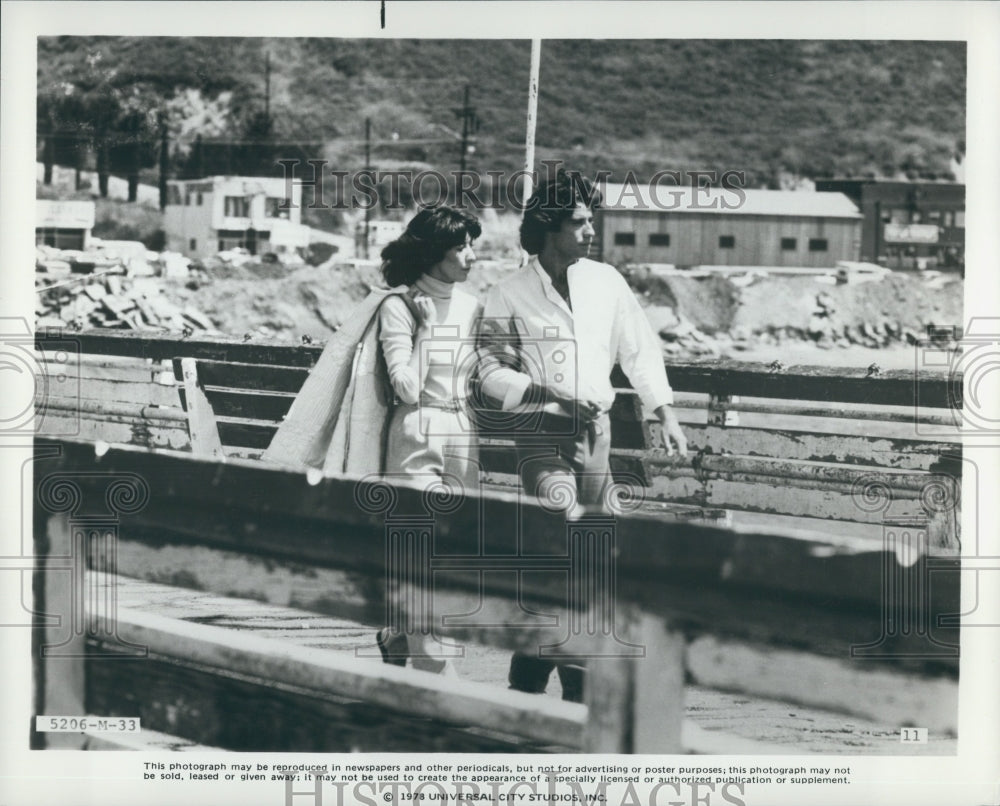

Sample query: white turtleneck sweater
[378,274,480,407]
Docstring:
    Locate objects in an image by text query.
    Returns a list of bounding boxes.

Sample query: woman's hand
[410,293,436,330]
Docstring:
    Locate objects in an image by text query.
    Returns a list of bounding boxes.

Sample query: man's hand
[552,392,603,421]
[527,383,603,421]
[654,404,688,457]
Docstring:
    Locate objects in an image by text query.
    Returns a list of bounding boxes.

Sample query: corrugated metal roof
[599,183,861,218]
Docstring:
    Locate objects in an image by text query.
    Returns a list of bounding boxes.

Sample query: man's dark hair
[381,205,481,287]
[519,169,602,255]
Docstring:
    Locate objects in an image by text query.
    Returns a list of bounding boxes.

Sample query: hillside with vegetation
[38,37,966,197]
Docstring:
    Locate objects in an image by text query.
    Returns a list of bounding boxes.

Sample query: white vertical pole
[523,38,541,207]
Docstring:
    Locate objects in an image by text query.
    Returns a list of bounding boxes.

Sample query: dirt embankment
[164,259,963,360]
[638,271,963,338]
[163,259,524,341]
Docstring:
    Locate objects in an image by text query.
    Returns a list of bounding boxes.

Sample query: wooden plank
[106,607,585,748]
[39,395,187,424]
[52,330,957,408]
[179,358,224,458]
[41,354,168,384]
[85,643,558,753]
[702,480,926,523]
[192,360,309,393]
[613,360,956,409]
[33,512,87,750]
[217,419,277,450]
[52,329,323,368]
[34,415,190,450]
[35,439,962,640]
[75,377,182,408]
[632,614,685,752]
[583,652,633,752]
[203,388,296,421]
[83,728,224,752]
[681,424,960,471]
[686,635,958,734]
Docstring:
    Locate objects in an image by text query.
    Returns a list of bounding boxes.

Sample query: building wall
[165,177,303,259]
[36,200,95,251]
[599,211,861,268]
[164,180,216,257]
[815,180,965,269]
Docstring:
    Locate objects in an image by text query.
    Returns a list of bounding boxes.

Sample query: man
[477,168,687,701]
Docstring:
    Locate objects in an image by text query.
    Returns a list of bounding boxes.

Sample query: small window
[649,233,671,247]
[184,192,191,206]
[954,211,965,228]
[189,238,197,251]
[614,232,636,246]
[197,192,204,206]
[225,196,250,217]
[167,186,182,205]
[808,238,828,252]
[719,235,735,249]
[781,237,797,251]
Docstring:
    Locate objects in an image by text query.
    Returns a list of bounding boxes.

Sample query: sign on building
[883,223,940,244]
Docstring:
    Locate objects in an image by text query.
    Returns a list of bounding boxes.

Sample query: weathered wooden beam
[187,359,310,392]
[40,330,958,409]
[35,438,962,628]
[108,607,586,747]
[42,328,322,367]
[613,361,957,409]
[178,358,224,458]
[678,424,960,471]
[38,396,187,424]
[32,512,87,750]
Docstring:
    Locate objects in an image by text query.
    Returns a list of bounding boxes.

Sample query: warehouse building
[596,184,862,269]
[815,179,964,270]
[164,176,309,260]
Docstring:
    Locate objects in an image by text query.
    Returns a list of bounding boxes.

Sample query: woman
[374,205,482,674]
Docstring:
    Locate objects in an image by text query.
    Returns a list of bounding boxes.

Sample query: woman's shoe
[376,628,408,666]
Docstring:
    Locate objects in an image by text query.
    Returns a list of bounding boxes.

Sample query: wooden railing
[33,437,960,753]
[30,328,963,752]
[35,328,963,538]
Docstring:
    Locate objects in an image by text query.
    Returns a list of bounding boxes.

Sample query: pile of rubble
[35,241,216,332]
[803,290,927,348]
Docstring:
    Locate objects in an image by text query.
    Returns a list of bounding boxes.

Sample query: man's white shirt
[479,257,673,415]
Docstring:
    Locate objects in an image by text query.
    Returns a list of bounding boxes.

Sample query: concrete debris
[35,243,213,333]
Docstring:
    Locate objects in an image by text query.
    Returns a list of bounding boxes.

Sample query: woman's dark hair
[520,169,602,255]
[380,205,482,287]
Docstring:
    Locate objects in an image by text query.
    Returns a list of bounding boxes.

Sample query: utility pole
[454,84,478,175]
[158,111,169,211]
[264,51,271,123]
[364,116,372,259]
[523,40,541,207]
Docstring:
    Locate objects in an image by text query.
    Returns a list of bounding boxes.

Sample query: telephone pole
[264,51,271,122]
[455,84,478,175]
[158,111,169,211]
[364,116,372,259]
